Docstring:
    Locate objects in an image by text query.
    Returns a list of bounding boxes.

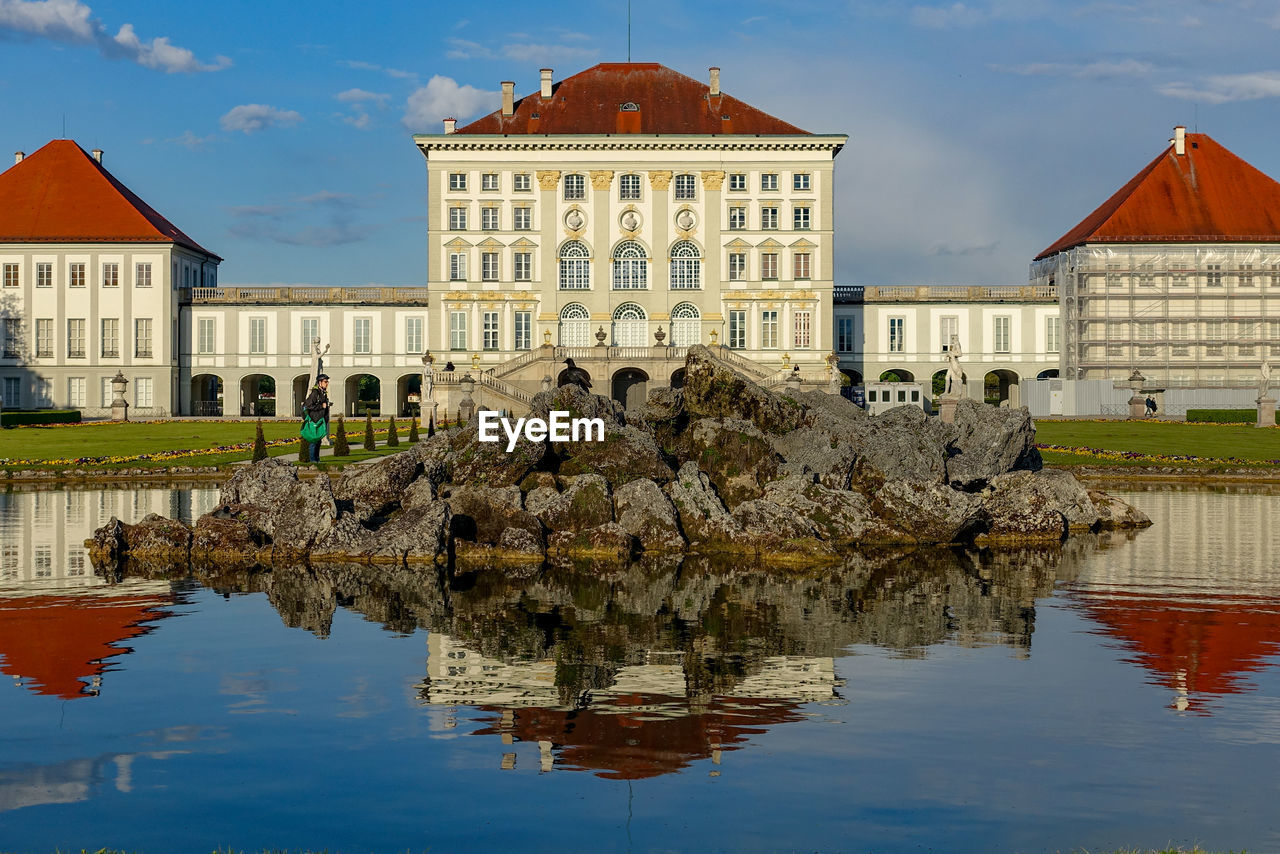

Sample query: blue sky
[3,0,1280,286]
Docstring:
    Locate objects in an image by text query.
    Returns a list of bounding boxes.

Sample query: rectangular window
[761,310,779,349]
[514,311,531,350]
[793,173,811,191]
[481,207,499,230]
[513,173,531,192]
[69,262,85,288]
[35,318,53,358]
[3,376,19,407]
[728,253,746,281]
[3,318,20,358]
[449,253,467,281]
[68,318,85,358]
[940,315,959,352]
[728,206,747,230]
[761,207,779,230]
[993,316,1011,353]
[761,253,779,280]
[449,207,468,230]
[761,173,779,191]
[563,174,586,200]
[482,252,499,281]
[68,377,86,408]
[101,377,113,407]
[837,317,855,352]
[2,263,16,288]
[729,310,746,349]
[728,173,746,192]
[299,317,318,355]
[1171,265,1190,287]
[1137,263,1154,287]
[513,206,532,230]
[448,172,467,191]
[135,318,153,358]
[888,317,905,353]
[619,173,642,200]
[674,174,697,200]
[135,262,152,288]
[36,262,52,288]
[353,317,371,354]
[101,318,119,357]
[103,262,119,288]
[449,311,467,350]
[1205,263,1223,286]
[481,172,499,191]
[1239,264,1255,287]
[1046,316,1060,353]
[406,317,424,354]
[1170,321,1189,356]
[1138,322,1157,357]
[483,311,499,350]
[135,377,153,408]
[199,318,216,354]
[793,311,811,349]
[793,206,811,230]
[793,252,811,280]
[249,317,266,355]
[514,252,531,281]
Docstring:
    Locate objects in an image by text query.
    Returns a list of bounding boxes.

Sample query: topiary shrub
[427,414,435,438]
[408,416,419,443]
[252,419,268,462]
[364,413,376,451]
[334,415,350,456]
[387,415,400,447]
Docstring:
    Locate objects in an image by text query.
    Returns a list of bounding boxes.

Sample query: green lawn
[1035,419,1280,467]
[0,418,433,471]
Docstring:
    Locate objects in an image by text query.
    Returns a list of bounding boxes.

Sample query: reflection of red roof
[0,593,174,699]
[474,693,804,779]
[0,139,219,258]
[1036,133,1280,259]
[1073,591,1280,712]
[455,63,808,136]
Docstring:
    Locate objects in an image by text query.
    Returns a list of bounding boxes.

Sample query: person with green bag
[301,374,331,462]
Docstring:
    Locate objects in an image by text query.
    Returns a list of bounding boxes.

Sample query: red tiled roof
[455,63,808,136]
[1036,133,1280,260]
[0,139,219,258]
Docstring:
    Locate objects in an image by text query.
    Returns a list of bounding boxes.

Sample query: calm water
[1,482,1279,853]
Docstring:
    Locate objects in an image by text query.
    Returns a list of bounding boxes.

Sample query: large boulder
[662,461,748,552]
[871,480,985,544]
[1089,490,1153,530]
[613,478,686,552]
[333,447,424,523]
[86,514,191,565]
[555,424,674,484]
[315,499,451,564]
[682,345,806,435]
[946,398,1042,488]
[729,498,834,558]
[448,415,548,488]
[444,485,544,560]
[761,476,907,546]
[681,418,784,508]
[191,513,267,568]
[218,458,339,553]
[526,474,614,532]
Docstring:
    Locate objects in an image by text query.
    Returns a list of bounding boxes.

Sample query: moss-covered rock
[526,474,613,532]
[682,345,805,435]
[681,418,784,509]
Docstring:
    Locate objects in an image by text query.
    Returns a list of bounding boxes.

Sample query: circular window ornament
[565,209,586,231]
[675,209,697,231]
[620,210,641,232]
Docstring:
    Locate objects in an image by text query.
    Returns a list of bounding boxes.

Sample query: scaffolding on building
[1031,244,1280,387]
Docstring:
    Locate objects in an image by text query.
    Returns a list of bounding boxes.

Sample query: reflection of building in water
[1064,488,1280,713]
[0,486,215,698]
[421,632,838,779]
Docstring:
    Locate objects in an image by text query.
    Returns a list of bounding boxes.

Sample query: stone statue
[1260,362,1273,400]
[421,353,435,415]
[944,335,964,396]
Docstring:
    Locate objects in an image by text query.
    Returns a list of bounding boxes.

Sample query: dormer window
[620,102,640,112]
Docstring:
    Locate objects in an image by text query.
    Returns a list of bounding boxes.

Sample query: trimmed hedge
[0,409,83,427]
[1186,408,1280,425]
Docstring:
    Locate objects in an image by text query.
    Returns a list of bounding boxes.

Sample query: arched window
[559,241,590,290]
[612,302,648,347]
[611,241,648,290]
[669,241,701,290]
[559,303,590,348]
[670,302,701,348]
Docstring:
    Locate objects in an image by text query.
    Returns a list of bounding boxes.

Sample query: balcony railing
[183,286,431,305]
[835,285,1056,303]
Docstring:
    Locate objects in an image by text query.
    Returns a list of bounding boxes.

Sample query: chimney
[709,67,720,97]
[14,151,24,165]
[443,117,456,134]
[1173,125,1186,156]
[540,68,553,99]
[92,148,103,164]
[501,81,515,117]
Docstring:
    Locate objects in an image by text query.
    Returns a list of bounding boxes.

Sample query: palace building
[413,63,848,410]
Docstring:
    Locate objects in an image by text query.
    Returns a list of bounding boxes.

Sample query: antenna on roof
[1194,103,1198,133]
[62,113,66,139]
[627,0,631,62]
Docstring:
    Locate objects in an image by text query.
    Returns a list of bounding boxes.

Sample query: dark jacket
[303,386,330,423]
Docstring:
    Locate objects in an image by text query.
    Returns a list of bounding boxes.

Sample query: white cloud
[220,104,304,134]
[910,2,984,28]
[335,88,389,106]
[445,37,495,60]
[1159,71,1280,104]
[0,0,229,72]
[502,42,598,63]
[166,130,215,150]
[339,59,418,82]
[402,75,498,130]
[996,58,1155,79]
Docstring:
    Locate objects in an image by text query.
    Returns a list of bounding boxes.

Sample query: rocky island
[88,346,1149,570]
